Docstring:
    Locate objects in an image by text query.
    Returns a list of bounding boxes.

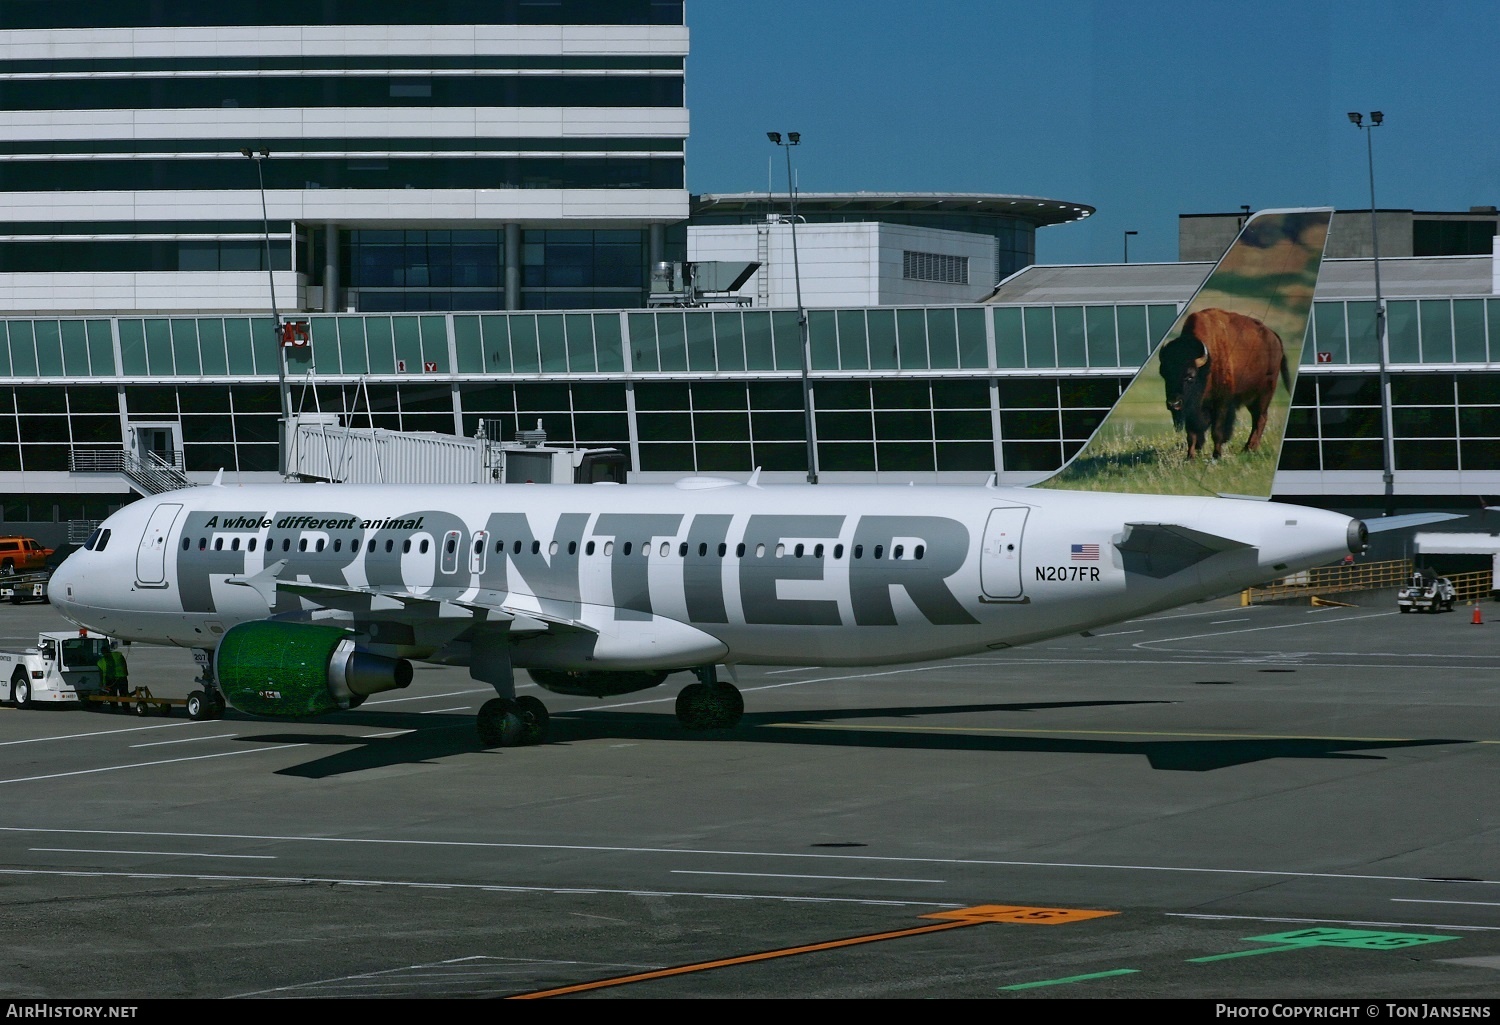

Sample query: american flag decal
[1071,543,1100,561]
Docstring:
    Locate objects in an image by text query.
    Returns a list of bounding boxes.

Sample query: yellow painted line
[509,904,1115,998]
[765,722,1496,744]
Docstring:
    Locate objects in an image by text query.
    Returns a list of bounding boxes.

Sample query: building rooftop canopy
[693,192,1094,227]
[985,255,1495,305]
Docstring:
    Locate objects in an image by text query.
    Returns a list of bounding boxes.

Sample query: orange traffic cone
[1473,604,1484,625]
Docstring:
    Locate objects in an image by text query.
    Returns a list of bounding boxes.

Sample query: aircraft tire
[515,695,550,745]
[713,683,745,729]
[676,682,742,730]
[477,697,526,748]
[11,669,30,709]
[675,682,712,728]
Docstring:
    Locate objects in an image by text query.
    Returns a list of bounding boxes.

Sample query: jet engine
[526,668,669,698]
[214,621,413,716]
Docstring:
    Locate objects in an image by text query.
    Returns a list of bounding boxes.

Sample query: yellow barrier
[1242,559,1494,607]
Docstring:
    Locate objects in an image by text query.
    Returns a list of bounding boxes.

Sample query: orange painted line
[506,918,978,999]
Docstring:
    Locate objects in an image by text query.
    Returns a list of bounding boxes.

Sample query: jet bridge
[283,416,627,486]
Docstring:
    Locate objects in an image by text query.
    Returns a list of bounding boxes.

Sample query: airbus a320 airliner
[45,209,1389,747]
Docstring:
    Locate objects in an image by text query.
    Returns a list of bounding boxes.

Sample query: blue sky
[685,1,1500,266]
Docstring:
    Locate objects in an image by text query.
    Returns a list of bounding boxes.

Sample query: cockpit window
[97,529,110,551]
[84,528,101,550]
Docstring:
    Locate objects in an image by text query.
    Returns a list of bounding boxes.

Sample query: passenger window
[874,544,884,560]
[718,543,727,557]
[532,540,541,555]
[893,544,903,560]
[385,539,394,553]
[756,543,766,558]
[333,539,341,552]
[622,542,632,556]
[834,544,844,559]
[282,538,291,552]
[735,543,745,558]
[316,539,325,552]
[603,541,614,556]
[914,544,925,560]
[567,541,577,555]
[680,542,689,557]
[814,544,824,559]
[663,542,672,557]
[513,540,522,555]
[549,541,559,555]
[231,538,241,551]
[854,545,863,559]
[774,543,785,558]
[248,538,257,551]
[794,543,804,558]
[198,537,206,550]
[181,537,190,550]
[419,539,429,554]
[298,539,308,552]
[585,541,596,555]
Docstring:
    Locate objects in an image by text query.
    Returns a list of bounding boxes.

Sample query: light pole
[1123,230,1138,263]
[767,131,817,484]
[1348,111,1395,515]
[242,148,291,431]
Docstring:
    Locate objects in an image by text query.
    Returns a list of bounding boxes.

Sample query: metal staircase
[70,448,195,495]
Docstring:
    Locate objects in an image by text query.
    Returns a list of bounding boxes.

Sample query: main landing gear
[674,666,744,730]
[475,663,745,748]
[477,695,550,748]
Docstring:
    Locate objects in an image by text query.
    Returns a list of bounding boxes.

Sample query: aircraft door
[135,502,183,587]
[980,507,1029,601]
[441,530,462,575]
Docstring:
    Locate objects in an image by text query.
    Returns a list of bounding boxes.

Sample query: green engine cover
[215,621,351,717]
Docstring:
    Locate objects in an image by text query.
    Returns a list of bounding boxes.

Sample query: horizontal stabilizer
[1362,512,1467,533]
[1117,522,1252,579]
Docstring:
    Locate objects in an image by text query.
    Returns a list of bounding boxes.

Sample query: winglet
[1036,207,1333,497]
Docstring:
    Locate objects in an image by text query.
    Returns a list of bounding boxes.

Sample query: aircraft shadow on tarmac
[215,700,1469,778]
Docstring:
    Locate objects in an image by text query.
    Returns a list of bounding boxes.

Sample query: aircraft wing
[1361,512,1466,533]
[1117,522,1253,578]
[230,572,584,636]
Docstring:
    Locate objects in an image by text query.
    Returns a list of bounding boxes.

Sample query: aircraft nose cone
[48,551,81,618]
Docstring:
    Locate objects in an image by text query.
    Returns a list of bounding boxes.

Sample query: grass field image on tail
[1041,208,1332,497]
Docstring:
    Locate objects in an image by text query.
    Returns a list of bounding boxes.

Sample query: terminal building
[0,4,1497,550]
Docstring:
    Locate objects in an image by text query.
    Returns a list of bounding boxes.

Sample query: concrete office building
[0,1,689,315]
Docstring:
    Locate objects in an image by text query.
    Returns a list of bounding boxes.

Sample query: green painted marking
[1189,928,1459,963]
[999,968,1139,991]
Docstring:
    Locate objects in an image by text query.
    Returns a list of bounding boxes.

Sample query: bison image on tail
[1158,307,1291,459]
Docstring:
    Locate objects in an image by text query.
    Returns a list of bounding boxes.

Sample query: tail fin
[1036,207,1333,497]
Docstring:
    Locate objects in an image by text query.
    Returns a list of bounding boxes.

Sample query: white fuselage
[50,480,1359,669]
